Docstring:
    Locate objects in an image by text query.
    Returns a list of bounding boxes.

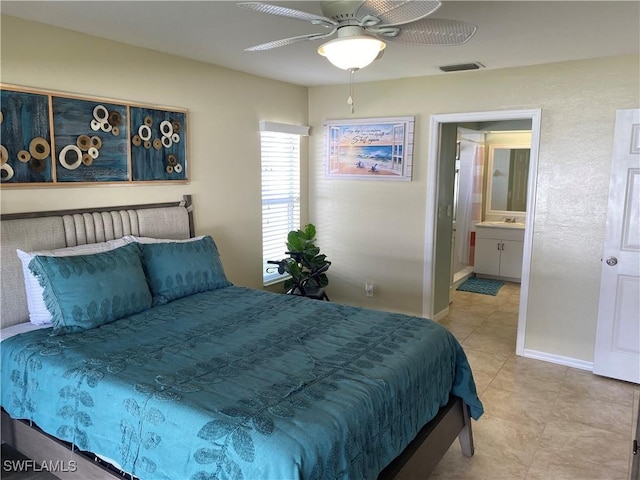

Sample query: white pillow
[123,235,204,244]
[17,238,132,325]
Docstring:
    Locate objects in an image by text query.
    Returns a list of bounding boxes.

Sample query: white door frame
[422,109,542,356]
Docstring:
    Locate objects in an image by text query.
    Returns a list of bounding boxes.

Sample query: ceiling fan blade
[244,30,337,51]
[237,2,337,28]
[356,0,441,27]
[384,18,477,46]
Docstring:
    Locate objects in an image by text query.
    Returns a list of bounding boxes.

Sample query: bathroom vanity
[474,222,525,281]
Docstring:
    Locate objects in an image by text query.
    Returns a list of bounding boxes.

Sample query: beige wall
[308,55,639,362]
[0,16,309,289]
[2,15,639,364]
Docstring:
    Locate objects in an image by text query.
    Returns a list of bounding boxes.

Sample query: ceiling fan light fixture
[318,35,386,70]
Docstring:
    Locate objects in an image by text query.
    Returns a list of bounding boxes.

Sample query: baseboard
[453,267,474,287]
[433,307,449,322]
[522,349,593,371]
[475,273,521,284]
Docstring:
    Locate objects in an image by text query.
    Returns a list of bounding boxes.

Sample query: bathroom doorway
[422,109,542,357]
[452,123,532,287]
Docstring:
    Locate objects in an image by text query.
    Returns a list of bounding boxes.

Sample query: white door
[593,108,640,384]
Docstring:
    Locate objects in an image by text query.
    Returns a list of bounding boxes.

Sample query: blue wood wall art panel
[0,90,53,183]
[1,84,188,186]
[52,97,129,182]
[130,107,187,181]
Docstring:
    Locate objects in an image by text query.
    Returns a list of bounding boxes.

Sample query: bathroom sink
[476,221,525,229]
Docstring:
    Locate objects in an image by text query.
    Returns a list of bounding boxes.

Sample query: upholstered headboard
[0,195,194,329]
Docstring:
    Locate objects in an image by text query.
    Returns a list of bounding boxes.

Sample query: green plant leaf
[282,223,330,292]
[303,223,316,239]
[286,232,304,251]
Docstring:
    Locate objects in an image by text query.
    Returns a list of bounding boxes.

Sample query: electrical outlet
[365,282,374,297]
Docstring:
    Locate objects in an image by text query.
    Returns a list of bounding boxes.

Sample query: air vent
[439,62,484,72]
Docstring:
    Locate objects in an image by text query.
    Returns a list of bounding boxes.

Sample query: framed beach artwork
[324,116,414,180]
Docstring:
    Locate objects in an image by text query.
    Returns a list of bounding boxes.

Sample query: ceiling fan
[238,1,477,70]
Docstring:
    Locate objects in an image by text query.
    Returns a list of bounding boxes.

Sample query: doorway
[422,109,542,356]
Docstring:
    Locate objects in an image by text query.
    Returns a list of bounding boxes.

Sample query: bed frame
[0,195,474,480]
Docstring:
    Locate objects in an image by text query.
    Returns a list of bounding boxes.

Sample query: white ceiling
[2,1,639,87]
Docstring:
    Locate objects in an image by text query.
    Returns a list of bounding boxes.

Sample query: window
[260,121,309,284]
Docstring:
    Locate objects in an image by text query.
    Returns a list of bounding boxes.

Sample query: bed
[0,195,483,480]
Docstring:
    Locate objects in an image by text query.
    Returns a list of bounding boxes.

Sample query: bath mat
[457,277,504,296]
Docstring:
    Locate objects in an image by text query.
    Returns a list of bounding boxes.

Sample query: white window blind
[260,122,308,285]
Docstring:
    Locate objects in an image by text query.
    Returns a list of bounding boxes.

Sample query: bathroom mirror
[487,145,530,214]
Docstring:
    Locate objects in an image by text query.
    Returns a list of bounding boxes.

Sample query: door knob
[606,257,618,266]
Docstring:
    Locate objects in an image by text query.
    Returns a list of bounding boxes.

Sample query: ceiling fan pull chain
[348,68,357,114]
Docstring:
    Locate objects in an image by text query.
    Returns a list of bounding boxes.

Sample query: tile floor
[429,281,639,480]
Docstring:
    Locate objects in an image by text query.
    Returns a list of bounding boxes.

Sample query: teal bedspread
[1,287,483,480]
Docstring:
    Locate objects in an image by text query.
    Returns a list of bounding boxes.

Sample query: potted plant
[280,224,330,298]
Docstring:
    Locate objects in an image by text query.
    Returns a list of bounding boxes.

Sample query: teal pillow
[28,243,152,335]
[140,236,231,305]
